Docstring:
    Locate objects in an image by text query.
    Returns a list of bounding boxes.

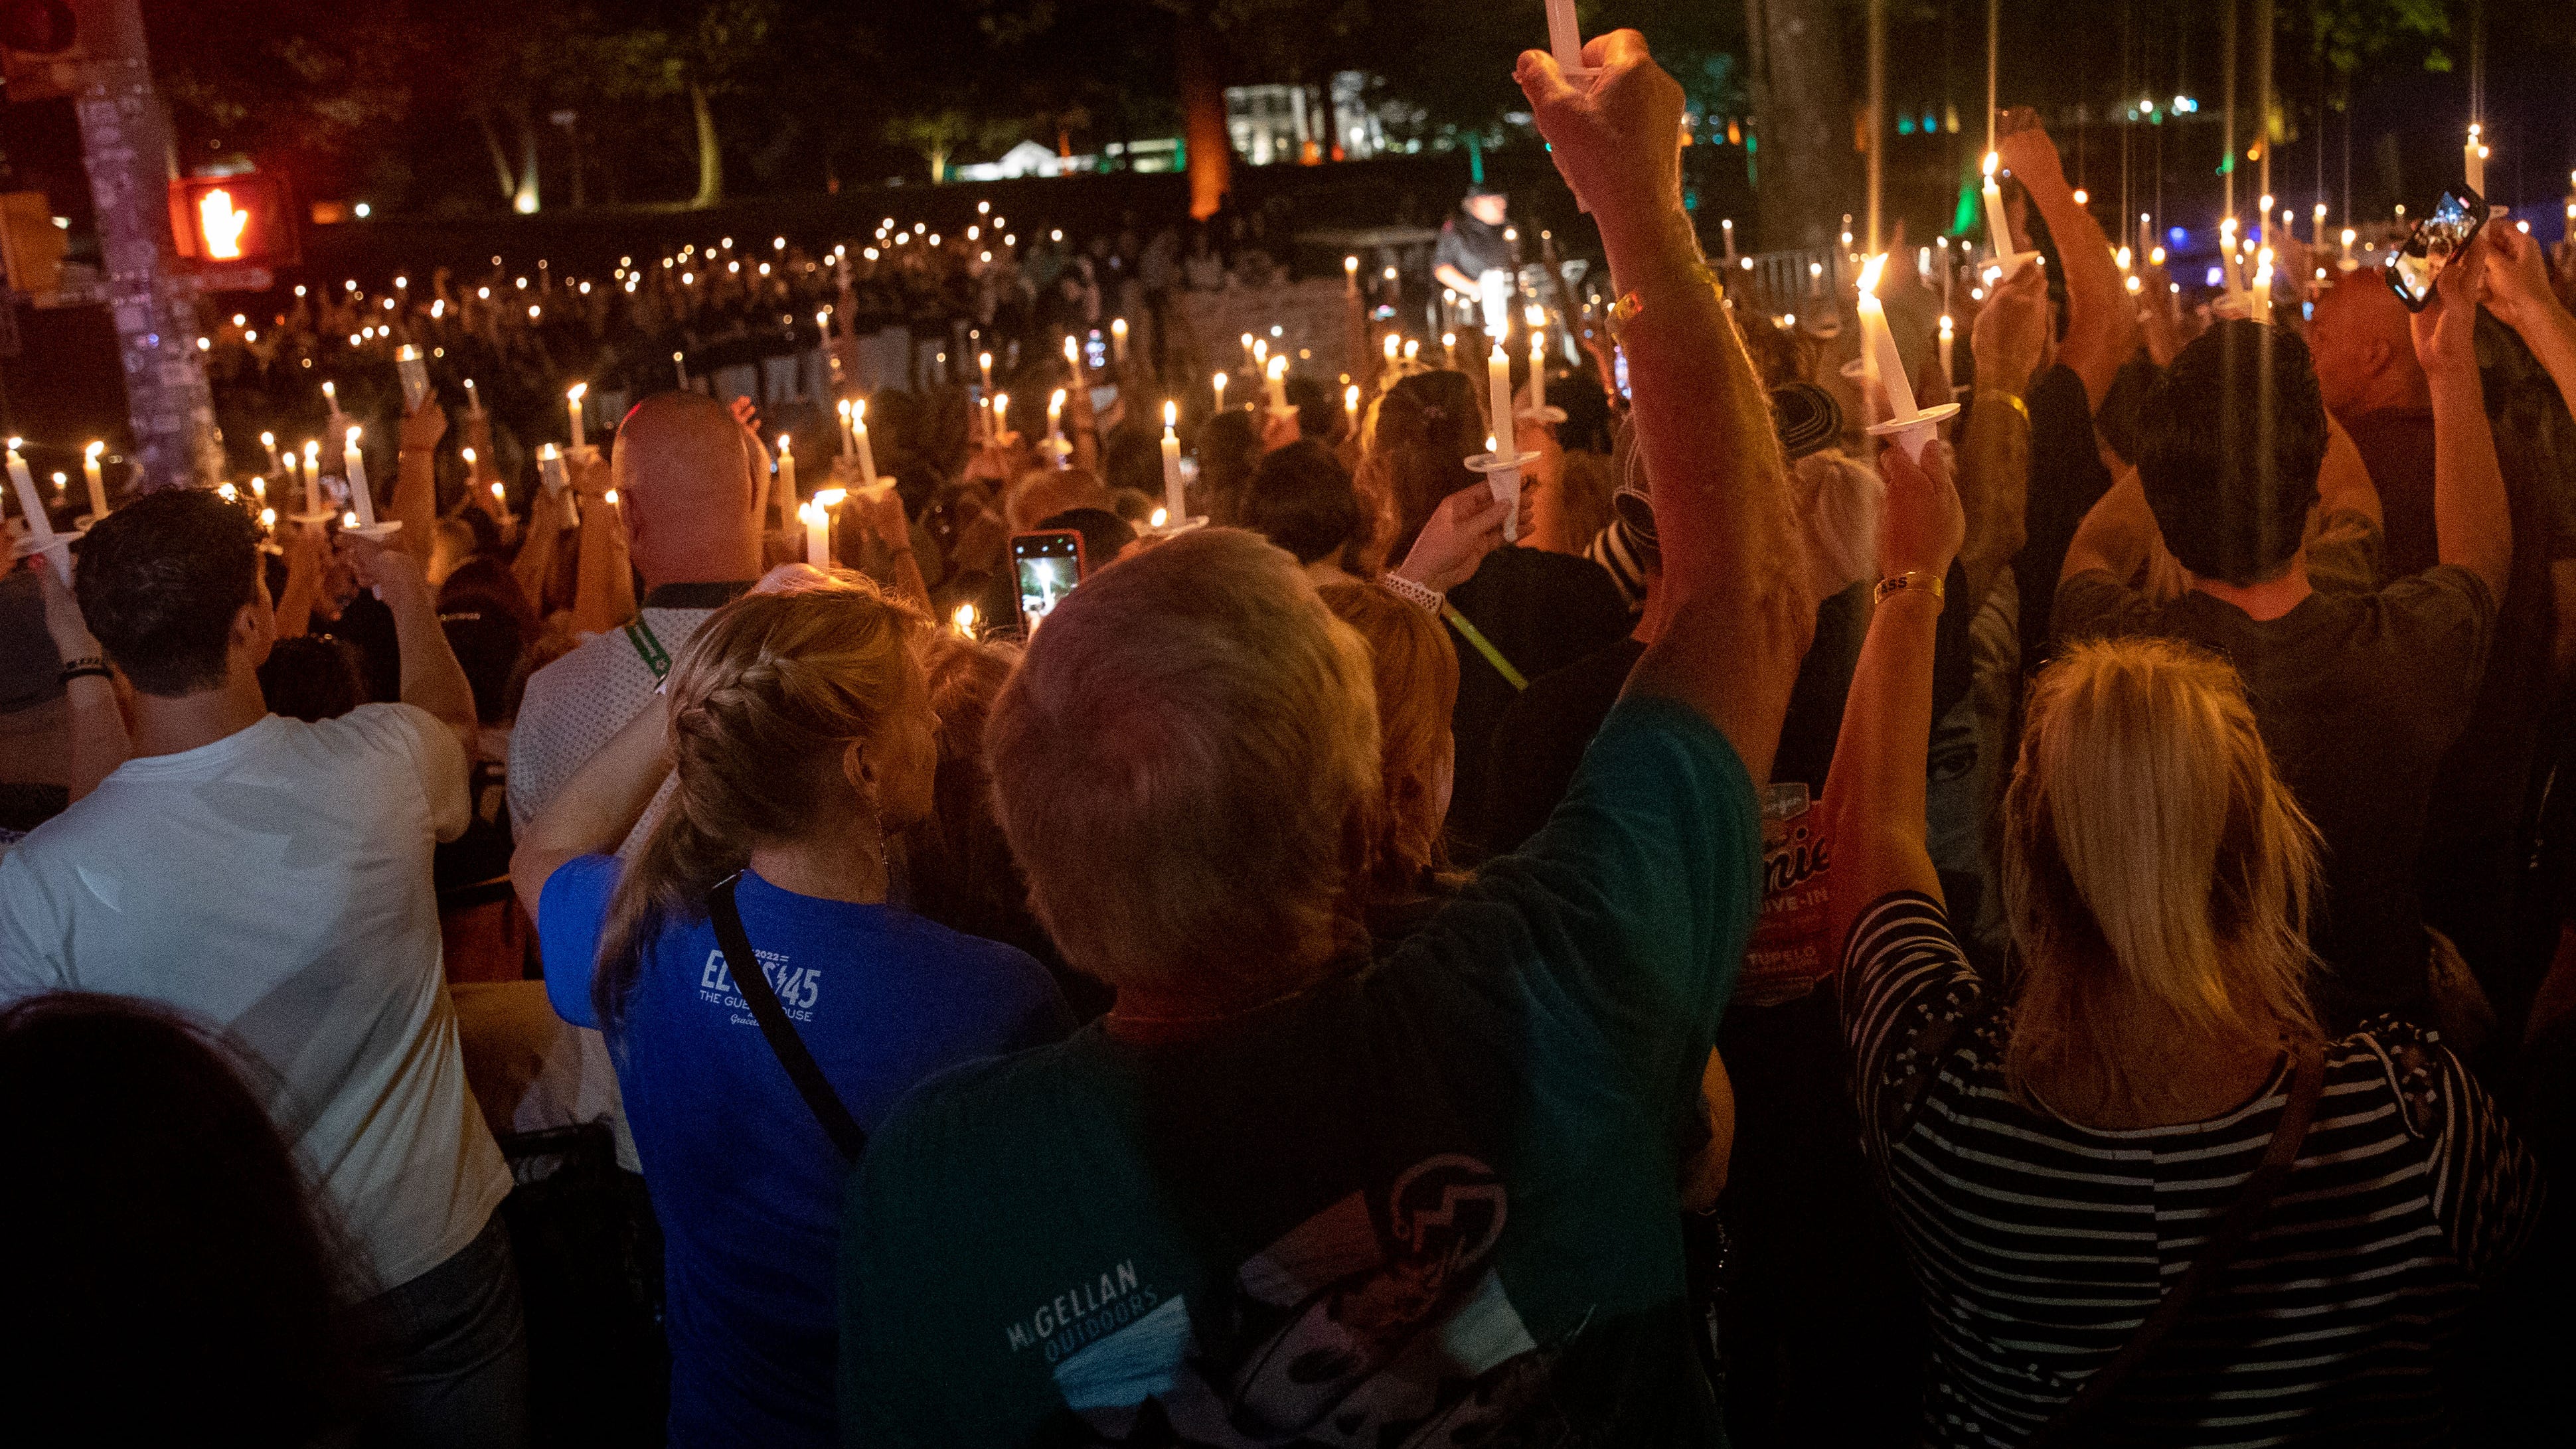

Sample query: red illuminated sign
[169,173,297,269]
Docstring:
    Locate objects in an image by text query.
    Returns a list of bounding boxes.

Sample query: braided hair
[592,573,927,1028]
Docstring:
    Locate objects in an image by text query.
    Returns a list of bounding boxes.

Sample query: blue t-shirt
[539,858,1072,1448]
[839,695,1759,1446]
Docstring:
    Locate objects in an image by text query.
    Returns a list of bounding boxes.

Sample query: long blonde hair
[594,573,926,1027]
[1319,582,1461,899]
[1999,637,2322,1110]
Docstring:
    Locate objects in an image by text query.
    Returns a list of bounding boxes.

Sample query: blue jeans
[356,1211,529,1449]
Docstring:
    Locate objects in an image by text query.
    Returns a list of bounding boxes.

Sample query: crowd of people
[8,28,2576,1448]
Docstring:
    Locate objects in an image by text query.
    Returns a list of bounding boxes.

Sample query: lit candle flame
[1163,400,1178,429]
[1149,507,1168,528]
[953,603,977,636]
[568,382,587,404]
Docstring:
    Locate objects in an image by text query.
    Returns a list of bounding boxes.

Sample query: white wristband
[1378,572,1444,614]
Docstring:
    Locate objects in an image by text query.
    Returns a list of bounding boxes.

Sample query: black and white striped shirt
[1840,893,2540,1447]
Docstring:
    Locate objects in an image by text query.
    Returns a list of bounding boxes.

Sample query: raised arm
[510,694,667,920]
[1996,110,2137,413]
[1520,33,1808,781]
[568,448,638,635]
[37,560,126,800]
[1820,441,1967,957]
[343,535,478,749]
[391,400,445,562]
[2486,224,2576,425]
[1955,261,2048,613]
[2414,237,2510,600]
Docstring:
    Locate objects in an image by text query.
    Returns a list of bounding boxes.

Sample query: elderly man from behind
[508,392,769,836]
[839,33,1812,1445]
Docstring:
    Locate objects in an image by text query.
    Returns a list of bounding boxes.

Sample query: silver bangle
[1378,572,1443,614]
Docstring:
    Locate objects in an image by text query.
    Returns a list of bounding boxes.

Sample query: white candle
[1721,218,1737,262]
[321,378,337,416]
[395,345,428,413]
[1212,372,1228,412]
[806,489,844,567]
[1237,333,1254,373]
[993,392,1009,440]
[1528,330,1547,414]
[1544,0,1586,74]
[1344,384,1360,429]
[5,439,65,582]
[1855,256,1920,422]
[1048,389,1068,465]
[1980,153,2016,267]
[673,350,688,388]
[1109,318,1127,364]
[979,351,995,394]
[343,426,376,528]
[836,399,854,458]
[1069,335,1087,380]
[261,431,282,477]
[82,442,108,520]
[2465,124,2485,196]
[1483,433,1522,543]
[463,377,481,415]
[775,435,797,520]
[1159,402,1186,523]
[1479,270,1510,337]
[566,382,588,450]
[2220,218,2244,294]
[852,398,880,485]
[1938,314,1955,382]
[1443,333,1457,369]
[1486,341,1516,439]
[1265,354,1289,412]
[1344,255,1360,293]
[2251,256,2274,327]
[536,442,566,496]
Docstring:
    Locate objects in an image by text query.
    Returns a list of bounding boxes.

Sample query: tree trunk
[690,83,723,208]
[1176,17,1230,220]
[72,0,220,492]
[513,108,540,214]
[1744,0,1862,251]
[475,111,515,202]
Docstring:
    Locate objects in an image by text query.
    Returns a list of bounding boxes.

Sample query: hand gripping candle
[5,437,67,583]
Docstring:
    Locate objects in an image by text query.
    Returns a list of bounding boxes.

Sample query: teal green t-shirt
[839,695,1759,1445]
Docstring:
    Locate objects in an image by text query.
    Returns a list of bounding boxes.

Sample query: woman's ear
[841,738,876,798]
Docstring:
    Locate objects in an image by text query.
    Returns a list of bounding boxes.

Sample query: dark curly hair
[1241,439,1364,567]
[2137,321,2326,587]
[73,488,264,697]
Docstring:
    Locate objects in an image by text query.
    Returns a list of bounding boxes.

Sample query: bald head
[612,392,764,587]
[2308,276,2426,419]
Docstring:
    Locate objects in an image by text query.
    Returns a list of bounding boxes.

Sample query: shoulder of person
[2334,1016,2482,1142]
[856,1034,1086,1183]
[2374,563,2500,634]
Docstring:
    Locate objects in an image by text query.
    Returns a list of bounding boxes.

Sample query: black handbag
[708,873,866,1162]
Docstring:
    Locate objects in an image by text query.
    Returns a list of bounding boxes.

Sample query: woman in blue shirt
[512,568,1071,1447]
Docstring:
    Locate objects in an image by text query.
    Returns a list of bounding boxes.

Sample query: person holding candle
[841,35,1812,1447]
[1431,185,1515,300]
[0,488,528,1449]
[1993,107,2139,413]
[513,570,1069,1449]
[509,393,769,844]
[2057,254,2511,1034]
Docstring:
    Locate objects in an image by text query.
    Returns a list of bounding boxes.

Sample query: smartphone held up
[2384,187,2489,313]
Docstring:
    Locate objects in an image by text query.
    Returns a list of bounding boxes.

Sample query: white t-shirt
[0,704,513,1293]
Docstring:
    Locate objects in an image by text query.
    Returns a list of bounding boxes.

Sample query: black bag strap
[2022,1040,2328,1448]
[709,873,866,1162]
